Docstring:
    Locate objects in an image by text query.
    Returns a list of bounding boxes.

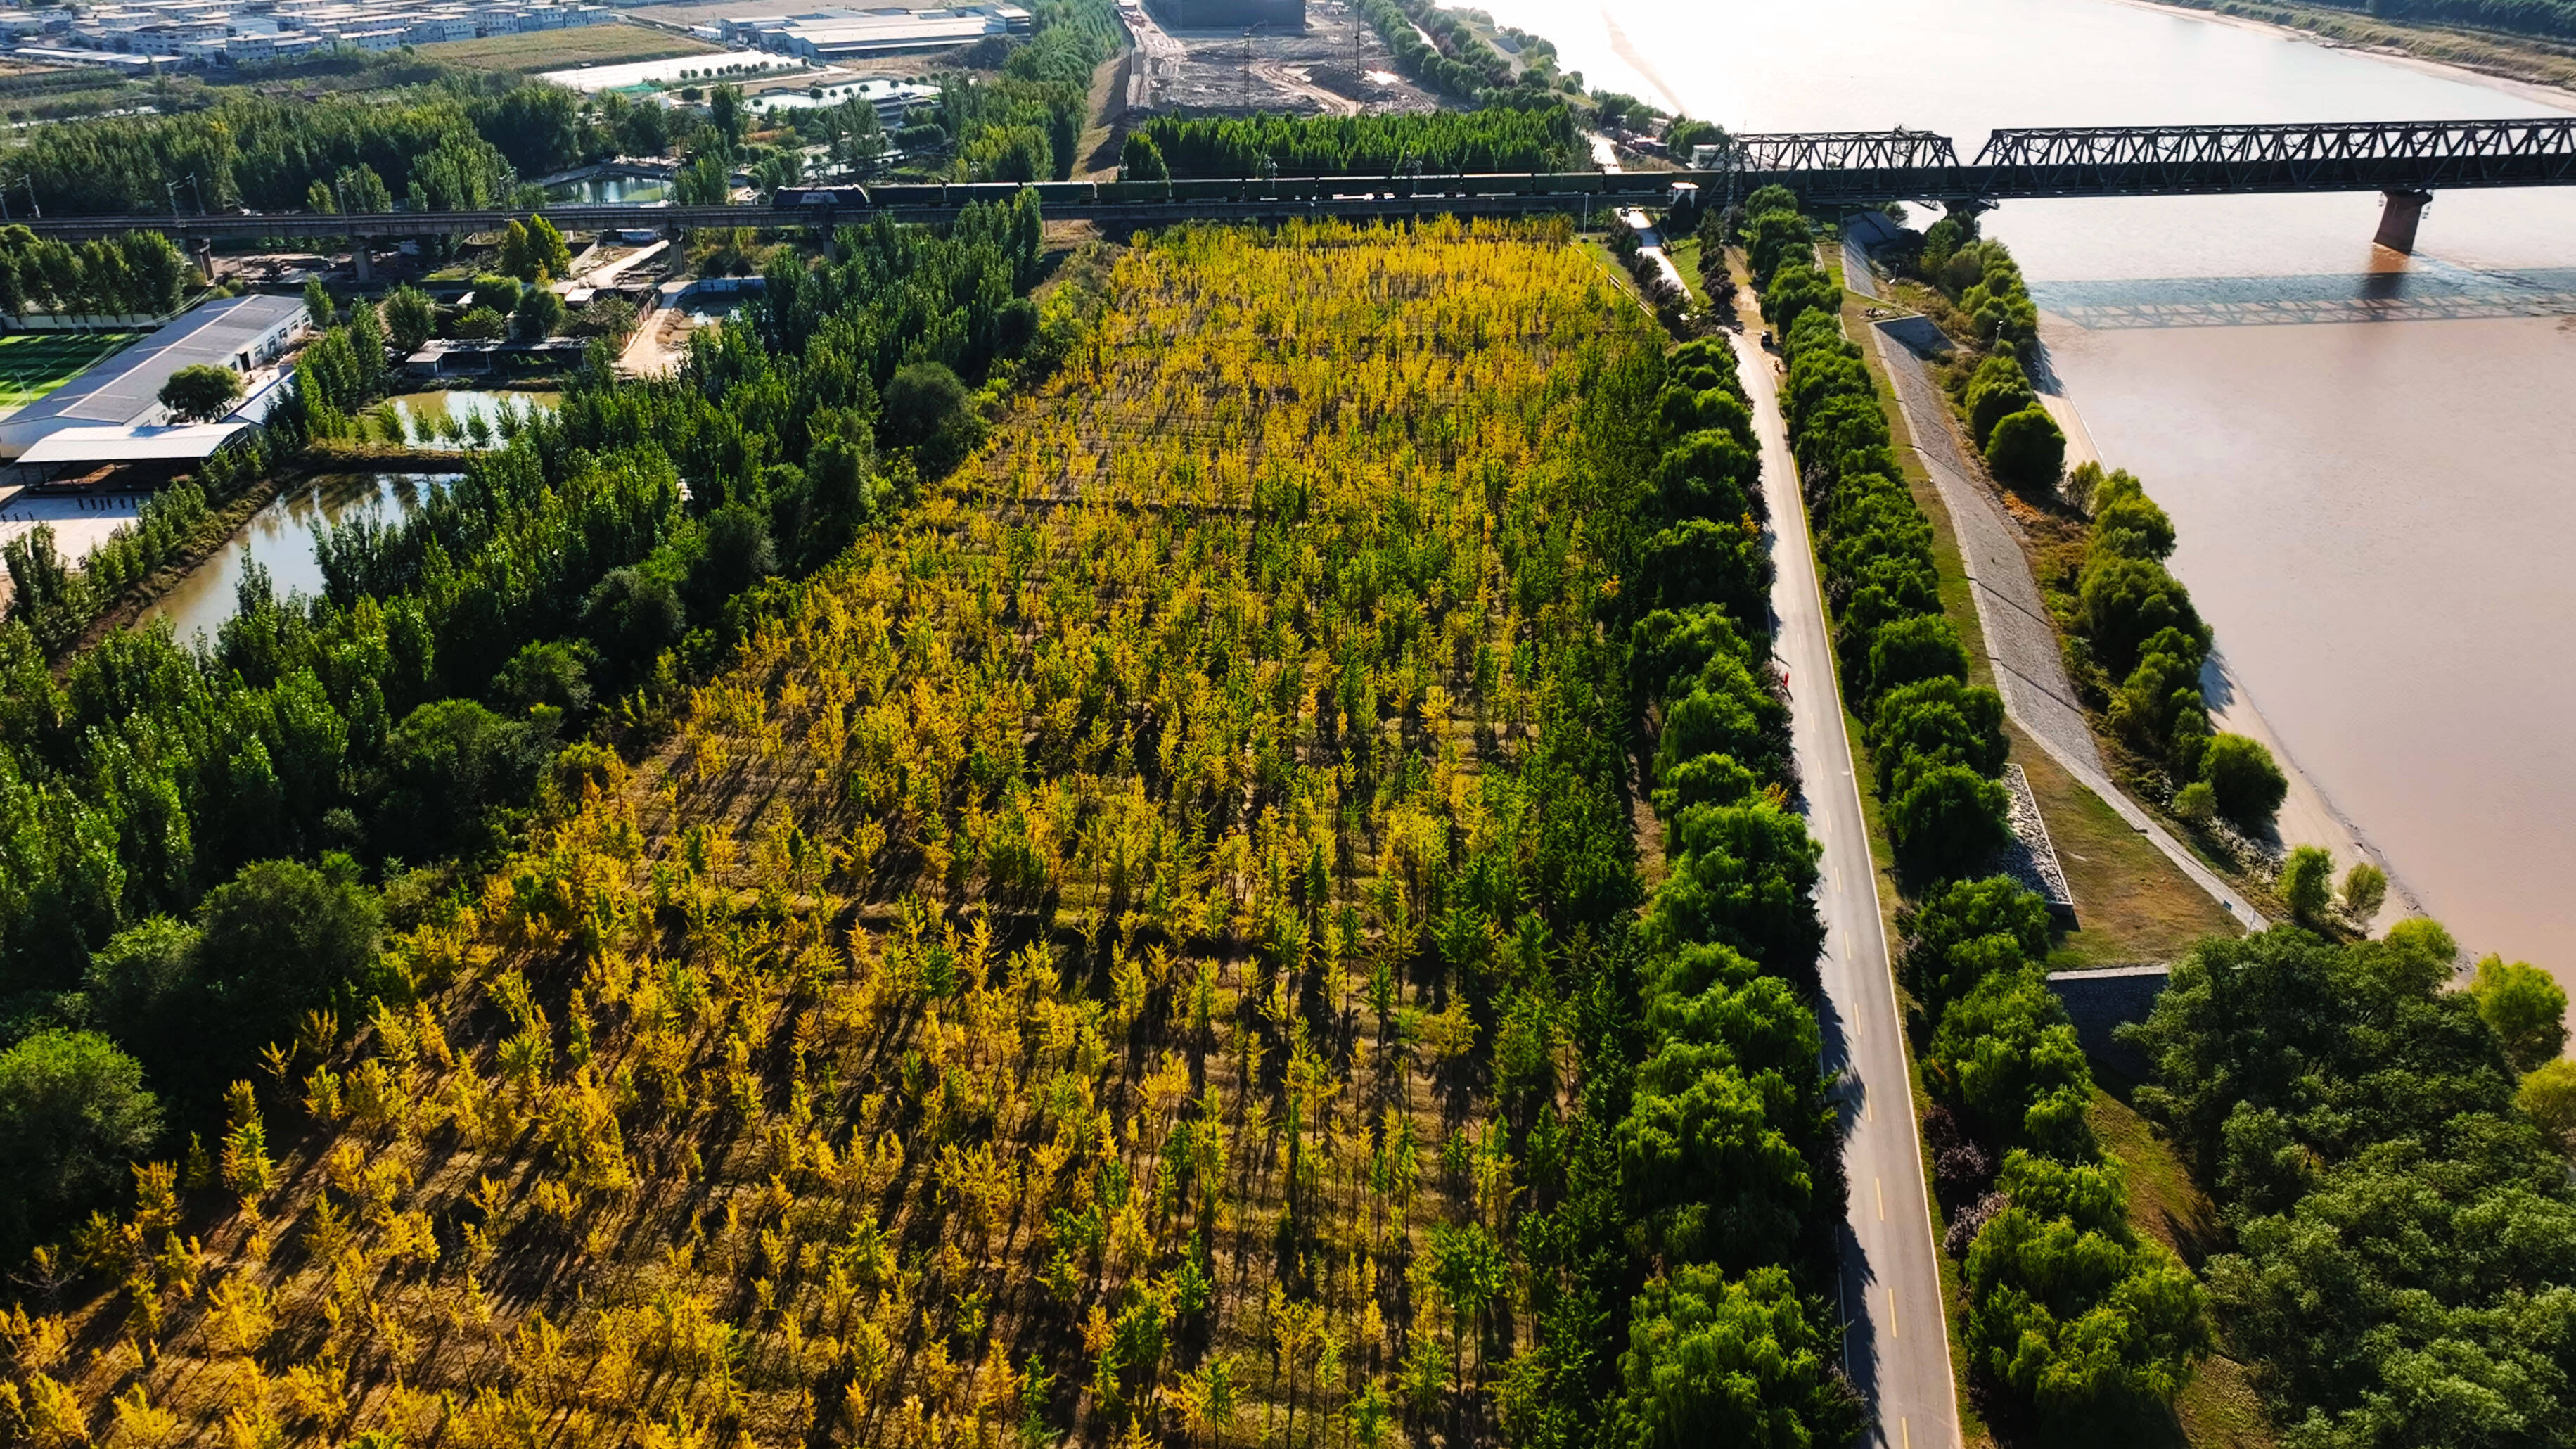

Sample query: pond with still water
[384,390,559,449]
[143,473,456,644]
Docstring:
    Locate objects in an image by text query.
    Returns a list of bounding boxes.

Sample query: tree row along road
[1730,312,1963,1447]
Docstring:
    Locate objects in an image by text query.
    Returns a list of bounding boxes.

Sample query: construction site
[1123,0,1438,117]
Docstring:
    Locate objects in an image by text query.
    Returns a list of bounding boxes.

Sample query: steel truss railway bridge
[20,116,2576,261]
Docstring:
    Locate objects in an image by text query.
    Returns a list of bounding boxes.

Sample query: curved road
[1731,321,1963,1449]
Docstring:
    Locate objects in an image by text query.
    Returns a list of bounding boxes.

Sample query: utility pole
[166,179,184,217]
[22,175,38,221]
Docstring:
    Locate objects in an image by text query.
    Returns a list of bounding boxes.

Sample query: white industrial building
[0,294,308,467]
[47,0,613,68]
[722,4,1030,60]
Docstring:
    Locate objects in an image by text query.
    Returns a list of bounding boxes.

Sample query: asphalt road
[1731,325,1963,1449]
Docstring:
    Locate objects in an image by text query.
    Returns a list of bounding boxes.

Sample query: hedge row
[1744,187,2013,881]
[2056,461,2288,832]
[1747,189,2212,1425]
[1134,106,1582,179]
[1907,877,2212,1425]
[1609,333,1861,1445]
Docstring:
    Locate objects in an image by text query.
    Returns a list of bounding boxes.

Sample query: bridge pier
[2373,189,2433,253]
[351,236,372,283]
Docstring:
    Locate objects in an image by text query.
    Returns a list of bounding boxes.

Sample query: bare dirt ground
[617,304,695,377]
[1143,0,1437,115]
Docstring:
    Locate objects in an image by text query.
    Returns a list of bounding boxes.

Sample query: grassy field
[414,23,722,74]
[0,331,140,412]
[13,219,1658,1448]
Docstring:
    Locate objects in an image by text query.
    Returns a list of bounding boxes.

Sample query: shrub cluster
[1956,352,2065,497]
[1905,879,2212,1425]
[2059,461,2286,832]
[1745,186,2012,881]
[1911,222,2039,358]
[1610,331,1861,1447]
[2128,921,2576,1447]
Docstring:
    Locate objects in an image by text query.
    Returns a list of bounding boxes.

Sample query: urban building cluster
[715,4,1026,60]
[1,0,610,70]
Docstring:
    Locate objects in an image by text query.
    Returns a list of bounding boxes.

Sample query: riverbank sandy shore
[2112,0,2576,107]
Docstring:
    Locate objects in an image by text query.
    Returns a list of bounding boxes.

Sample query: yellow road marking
[1889,1287,1899,1339]
[1876,1177,1885,1220]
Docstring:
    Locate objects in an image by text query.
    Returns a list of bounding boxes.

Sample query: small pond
[144,473,457,644]
[544,176,671,205]
[384,390,561,449]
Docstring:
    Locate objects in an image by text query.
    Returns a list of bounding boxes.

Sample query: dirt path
[619,305,691,377]
[1250,58,1361,115]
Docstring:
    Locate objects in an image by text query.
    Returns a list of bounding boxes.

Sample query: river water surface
[1478,0,2576,980]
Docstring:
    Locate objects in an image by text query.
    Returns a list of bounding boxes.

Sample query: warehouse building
[722,4,1030,60]
[0,293,307,468]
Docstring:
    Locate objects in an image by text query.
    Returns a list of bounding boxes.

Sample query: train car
[1167,177,1253,202]
[1461,174,1544,196]
[947,182,1027,207]
[866,184,948,208]
[1030,180,1099,206]
[771,186,873,210]
[1530,172,1607,196]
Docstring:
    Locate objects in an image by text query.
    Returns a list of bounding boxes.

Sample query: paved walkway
[1866,319,2267,931]
[1615,209,1690,295]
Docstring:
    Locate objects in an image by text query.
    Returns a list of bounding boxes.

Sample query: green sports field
[0,331,143,414]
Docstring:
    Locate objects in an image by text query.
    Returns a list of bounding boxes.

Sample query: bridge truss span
[1723,129,1961,172]
[1970,116,2576,193]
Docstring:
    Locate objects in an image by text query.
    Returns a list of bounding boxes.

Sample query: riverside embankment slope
[1866,316,2268,931]
[2035,379,2416,930]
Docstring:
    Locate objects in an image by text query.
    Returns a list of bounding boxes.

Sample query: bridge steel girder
[15,118,2576,243]
[1721,129,1962,172]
